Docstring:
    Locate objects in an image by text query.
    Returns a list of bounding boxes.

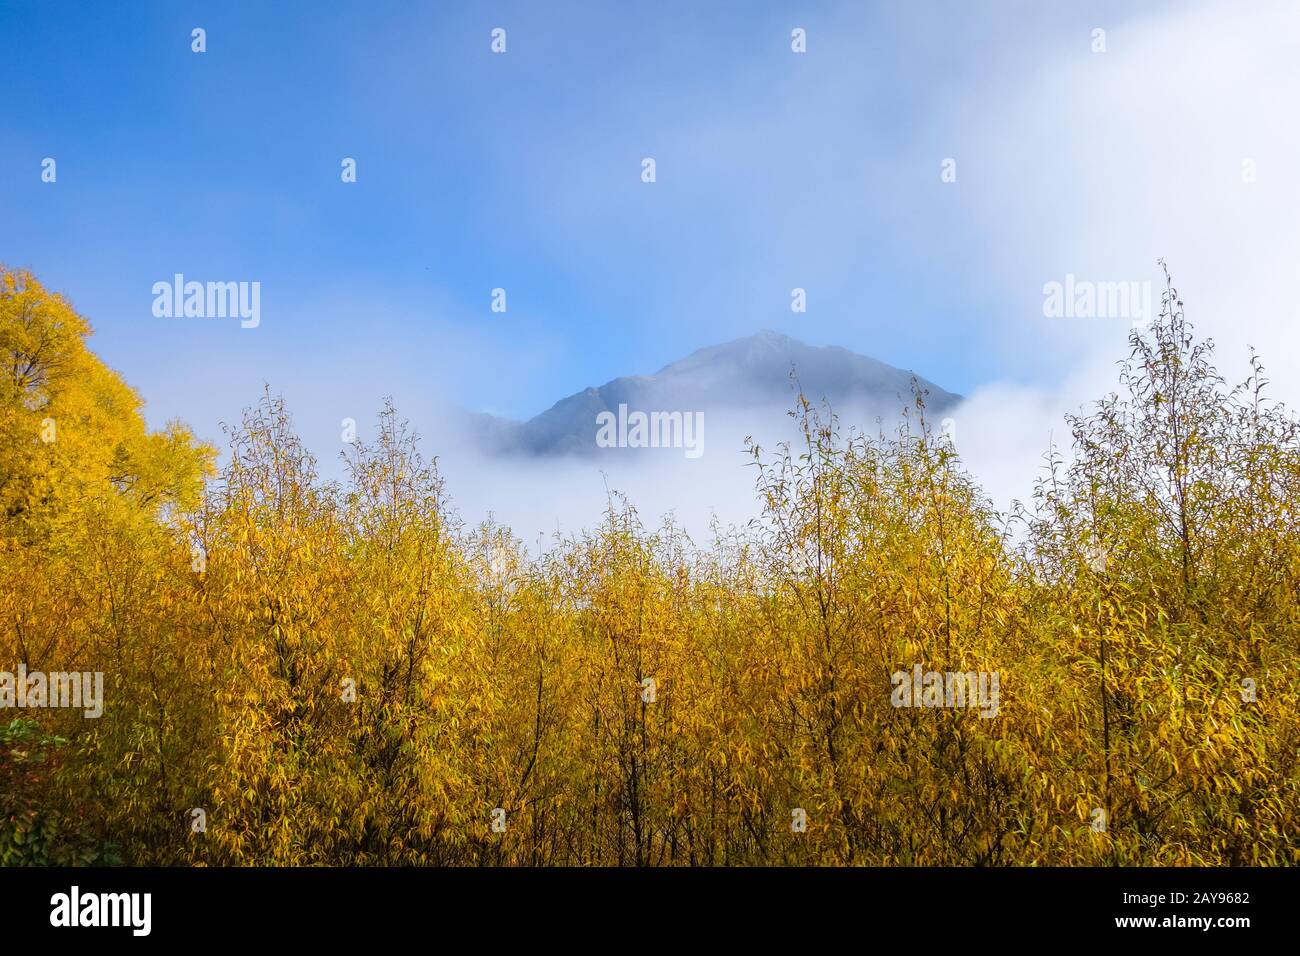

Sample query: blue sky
[4,0,1299,536]
[0,2,1154,421]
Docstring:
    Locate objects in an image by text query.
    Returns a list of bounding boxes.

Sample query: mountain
[474,331,961,456]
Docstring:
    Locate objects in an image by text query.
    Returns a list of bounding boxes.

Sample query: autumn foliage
[2,265,1296,865]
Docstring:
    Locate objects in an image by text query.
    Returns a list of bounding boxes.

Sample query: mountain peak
[481,332,960,456]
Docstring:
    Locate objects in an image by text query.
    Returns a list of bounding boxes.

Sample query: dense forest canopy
[1,265,1295,865]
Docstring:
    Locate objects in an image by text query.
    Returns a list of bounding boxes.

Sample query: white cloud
[947,0,1300,512]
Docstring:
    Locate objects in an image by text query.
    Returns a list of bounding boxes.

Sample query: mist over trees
[2,265,1295,865]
